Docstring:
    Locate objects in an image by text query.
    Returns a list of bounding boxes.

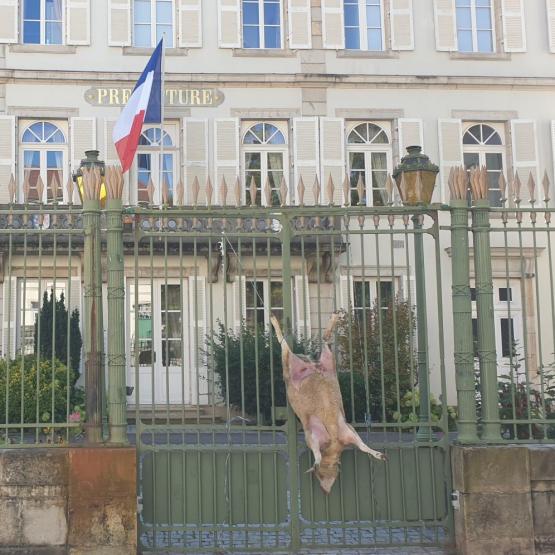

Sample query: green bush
[0,356,83,425]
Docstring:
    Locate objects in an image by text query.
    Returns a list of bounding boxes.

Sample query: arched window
[463,123,505,206]
[136,126,177,205]
[242,122,287,206]
[21,121,67,203]
[347,122,391,206]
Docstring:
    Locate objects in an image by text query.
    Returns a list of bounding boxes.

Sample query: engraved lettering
[97,89,108,104]
[190,90,201,105]
[109,89,120,105]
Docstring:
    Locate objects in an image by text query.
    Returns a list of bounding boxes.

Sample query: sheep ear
[319,344,336,374]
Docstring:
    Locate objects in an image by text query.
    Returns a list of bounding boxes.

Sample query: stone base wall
[0,447,136,555]
[452,445,555,555]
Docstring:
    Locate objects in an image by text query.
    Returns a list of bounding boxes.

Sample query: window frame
[133,0,176,48]
[455,0,496,54]
[241,0,284,49]
[344,0,386,52]
[21,0,65,46]
[244,279,284,330]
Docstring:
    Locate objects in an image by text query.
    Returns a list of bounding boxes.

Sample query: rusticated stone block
[0,498,20,545]
[529,446,555,483]
[0,449,68,486]
[533,490,555,552]
[21,497,67,546]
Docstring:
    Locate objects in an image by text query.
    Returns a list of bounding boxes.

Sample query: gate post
[450,197,479,442]
[106,168,127,444]
[471,171,500,441]
[82,169,104,443]
[281,214,300,551]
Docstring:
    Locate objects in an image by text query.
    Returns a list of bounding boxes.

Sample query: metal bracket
[451,490,460,511]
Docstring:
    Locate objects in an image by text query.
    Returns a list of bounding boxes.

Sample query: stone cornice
[1,70,555,90]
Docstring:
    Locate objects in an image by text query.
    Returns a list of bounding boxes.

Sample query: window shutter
[109,0,131,46]
[502,0,526,52]
[339,275,353,312]
[398,118,424,158]
[179,0,202,47]
[433,0,457,51]
[547,0,555,52]
[0,116,15,205]
[390,0,414,51]
[71,118,97,204]
[319,117,345,206]
[288,0,312,49]
[103,119,129,204]
[67,0,90,45]
[67,276,82,321]
[0,0,17,44]
[232,276,247,331]
[294,275,311,337]
[438,119,463,203]
[322,0,345,49]
[511,119,539,187]
[3,277,17,359]
[183,118,208,205]
[214,118,239,204]
[189,275,207,402]
[293,117,320,205]
[218,0,241,48]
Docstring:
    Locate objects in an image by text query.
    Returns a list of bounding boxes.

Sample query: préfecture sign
[85,87,224,108]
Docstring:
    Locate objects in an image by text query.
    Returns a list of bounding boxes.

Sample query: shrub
[0,356,83,425]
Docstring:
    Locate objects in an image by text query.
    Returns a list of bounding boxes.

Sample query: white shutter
[319,117,345,206]
[179,0,202,47]
[0,116,15,204]
[293,117,320,205]
[294,275,311,337]
[189,275,207,401]
[232,276,247,331]
[109,0,131,46]
[214,118,239,205]
[502,0,526,52]
[218,0,241,48]
[322,0,344,49]
[390,0,414,51]
[0,0,17,44]
[3,277,17,359]
[511,119,539,187]
[438,119,463,203]
[67,277,82,319]
[288,0,312,49]
[71,117,96,174]
[339,275,353,312]
[547,0,555,53]
[103,119,129,204]
[398,119,424,158]
[183,118,208,205]
[433,0,457,51]
[67,0,90,45]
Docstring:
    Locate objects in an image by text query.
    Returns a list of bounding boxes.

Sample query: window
[136,125,177,205]
[463,123,505,207]
[242,0,282,49]
[242,122,287,206]
[456,0,494,53]
[20,121,67,203]
[347,122,391,206]
[353,279,393,323]
[344,0,384,51]
[23,0,63,45]
[133,0,174,47]
[245,280,283,330]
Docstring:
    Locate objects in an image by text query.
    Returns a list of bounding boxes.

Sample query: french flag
[113,38,163,173]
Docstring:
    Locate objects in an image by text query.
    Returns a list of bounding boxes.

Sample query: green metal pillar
[472,199,501,441]
[413,214,432,441]
[281,214,300,551]
[106,198,127,444]
[450,200,479,442]
[83,198,104,443]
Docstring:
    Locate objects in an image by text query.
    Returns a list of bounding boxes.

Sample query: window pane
[345,28,360,49]
[378,281,393,308]
[344,4,359,27]
[161,340,182,366]
[23,21,40,44]
[157,1,173,24]
[477,30,493,52]
[264,2,280,25]
[457,30,473,52]
[367,28,382,51]
[476,0,491,7]
[24,0,40,19]
[267,152,283,170]
[463,153,480,170]
[456,7,472,29]
[134,24,151,47]
[476,7,491,30]
[46,150,63,169]
[157,24,173,46]
[24,150,40,168]
[46,21,63,46]
[485,152,503,171]
[366,5,381,27]
[45,0,63,21]
[264,25,280,48]
[243,2,259,24]
[500,318,515,358]
[350,152,365,170]
[269,282,283,308]
[135,0,151,23]
[243,26,260,48]
[245,152,261,170]
[499,288,512,302]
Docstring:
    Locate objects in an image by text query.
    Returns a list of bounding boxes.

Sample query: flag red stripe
[115,111,146,173]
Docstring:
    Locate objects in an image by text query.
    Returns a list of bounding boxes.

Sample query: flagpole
[159,35,166,207]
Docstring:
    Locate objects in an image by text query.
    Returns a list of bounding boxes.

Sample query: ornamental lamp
[73,150,107,207]
[392,146,439,206]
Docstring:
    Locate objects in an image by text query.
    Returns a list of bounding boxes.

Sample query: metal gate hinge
[451,490,460,510]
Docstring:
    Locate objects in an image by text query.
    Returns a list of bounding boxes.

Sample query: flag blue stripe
[133,38,163,124]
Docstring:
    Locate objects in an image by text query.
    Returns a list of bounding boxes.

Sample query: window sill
[232,48,296,57]
[336,49,400,59]
[122,47,188,56]
[449,51,511,61]
[9,44,77,54]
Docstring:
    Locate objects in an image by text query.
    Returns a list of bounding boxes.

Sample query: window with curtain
[21,121,67,203]
[456,0,494,53]
[23,0,63,45]
[242,0,282,48]
[347,122,391,206]
[133,0,174,47]
[344,0,384,51]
